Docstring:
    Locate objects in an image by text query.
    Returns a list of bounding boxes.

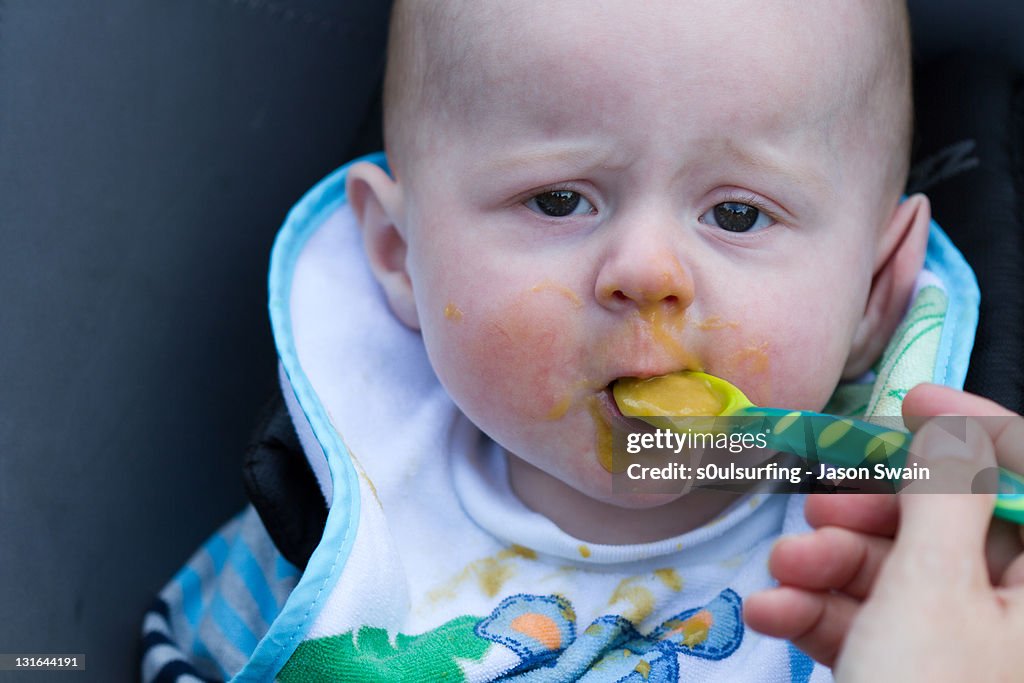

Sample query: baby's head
[348,1,930,526]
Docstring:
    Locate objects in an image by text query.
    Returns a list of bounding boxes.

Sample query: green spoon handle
[731,406,1024,525]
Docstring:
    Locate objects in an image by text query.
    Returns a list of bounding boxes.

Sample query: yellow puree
[614,372,724,417]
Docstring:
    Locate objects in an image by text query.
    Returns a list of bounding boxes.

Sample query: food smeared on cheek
[453,290,582,423]
[491,285,588,421]
[722,341,772,403]
[444,302,464,322]
[635,304,701,370]
[586,396,618,472]
[543,376,601,421]
[730,342,770,374]
[530,280,583,309]
[545,394,573,420]
[696,315,738,331]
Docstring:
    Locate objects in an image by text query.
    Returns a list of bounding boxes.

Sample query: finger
[986,518,1024,585]
[999,553,1024,588]
[804,493,899,537]
[996,521,1024,588]
[902,386,1024,585]
[902,383,1016,431]
[903,384,1024,470]
[769,527,892,599]
[881,418,996,596]
[744,587,858,667]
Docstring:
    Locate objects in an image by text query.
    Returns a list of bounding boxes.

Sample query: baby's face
[391,1,898,505]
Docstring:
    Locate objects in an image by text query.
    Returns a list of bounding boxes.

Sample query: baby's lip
[606,366,694,388]
[598,385,657,433]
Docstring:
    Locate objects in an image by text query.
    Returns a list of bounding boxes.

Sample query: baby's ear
[843,194,932,378]
[345,162,420,329]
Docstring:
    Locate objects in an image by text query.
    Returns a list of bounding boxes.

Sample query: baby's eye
[699,202,774,232]
[525,190,595,218]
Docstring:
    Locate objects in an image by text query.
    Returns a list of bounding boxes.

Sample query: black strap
[242,391,328,570]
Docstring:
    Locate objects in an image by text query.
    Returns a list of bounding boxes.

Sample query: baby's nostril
[663,295,679,305]
[612,290,629,302]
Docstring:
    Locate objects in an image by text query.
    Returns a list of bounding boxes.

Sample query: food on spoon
[613,372,724,417]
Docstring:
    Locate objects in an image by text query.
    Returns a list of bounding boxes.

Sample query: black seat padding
[909,55,1024,413]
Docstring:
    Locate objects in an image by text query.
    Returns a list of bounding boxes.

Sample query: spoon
[613,371,1024,524]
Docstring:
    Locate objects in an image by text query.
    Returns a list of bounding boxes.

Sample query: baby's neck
[507,456,741,544]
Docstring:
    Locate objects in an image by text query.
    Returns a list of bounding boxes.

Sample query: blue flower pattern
[476,589,744,681]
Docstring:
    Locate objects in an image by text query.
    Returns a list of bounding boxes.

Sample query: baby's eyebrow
[481,142,623,176]
[714,139,834,199]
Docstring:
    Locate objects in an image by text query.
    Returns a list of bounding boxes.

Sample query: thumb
[878,417,996,596]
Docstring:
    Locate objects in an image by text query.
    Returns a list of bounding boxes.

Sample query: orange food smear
[731,343,769,374]
[546,394,572,420]
[635,303,701,371]
[444,302,464,321]
[696,315,738,331]
[587,396,618,472]
[530,281,583,309]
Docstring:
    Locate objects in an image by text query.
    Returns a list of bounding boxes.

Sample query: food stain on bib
[340,439,382,508]
[661,609,713,647]
[427,545,537,601]
[653,568,683,592]
[608,576,655,624]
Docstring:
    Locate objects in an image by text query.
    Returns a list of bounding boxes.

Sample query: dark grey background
[1,1,390,680]
[0,1,1020,681]
[909,0,1024,69]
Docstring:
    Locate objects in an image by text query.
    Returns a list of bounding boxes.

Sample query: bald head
[383,1,913,201]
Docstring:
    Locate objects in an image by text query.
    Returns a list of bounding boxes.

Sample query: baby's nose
[595,237,695,312]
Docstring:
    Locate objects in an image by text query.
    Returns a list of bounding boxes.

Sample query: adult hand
[745,384,1024,680]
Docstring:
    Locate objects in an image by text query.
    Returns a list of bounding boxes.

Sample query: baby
[346,0,927,540]
[144,1,978,681]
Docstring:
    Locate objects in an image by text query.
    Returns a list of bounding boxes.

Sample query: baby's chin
[559,474,747,542]
[576,481,690,510]
[567,467,733,512]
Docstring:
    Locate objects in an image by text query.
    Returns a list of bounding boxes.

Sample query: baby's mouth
[601,380,656,430]
[609,370,727,420]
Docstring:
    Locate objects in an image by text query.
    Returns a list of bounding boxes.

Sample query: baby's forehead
[389,1,909,193]
[440,1,881,79]
[414,2,886,123]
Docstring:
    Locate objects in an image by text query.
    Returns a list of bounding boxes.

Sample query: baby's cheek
[716,340,774,404]
[428,295,585,428]
[723,323,843,411]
